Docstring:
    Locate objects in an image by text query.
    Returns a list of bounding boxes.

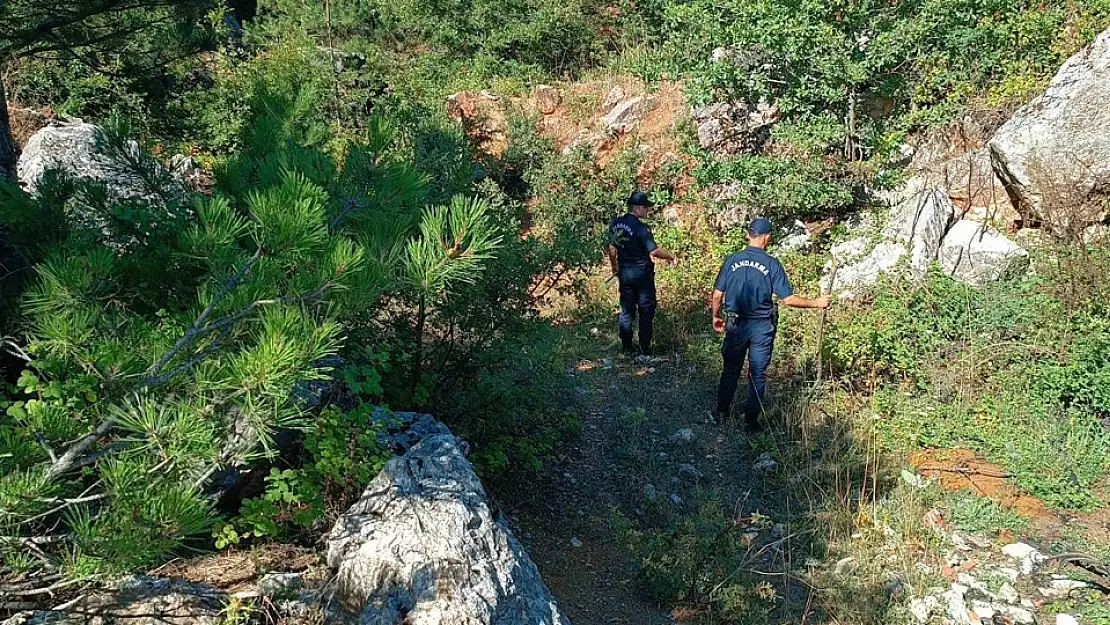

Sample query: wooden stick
[815,259,838,385]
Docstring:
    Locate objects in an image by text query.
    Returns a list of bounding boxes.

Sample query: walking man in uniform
[711,218,830,432]
[607,192,679,357]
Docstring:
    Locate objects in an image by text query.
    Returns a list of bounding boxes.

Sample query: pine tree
[0,83,502,588]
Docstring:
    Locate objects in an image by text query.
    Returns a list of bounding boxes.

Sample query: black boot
[744,414,764,434]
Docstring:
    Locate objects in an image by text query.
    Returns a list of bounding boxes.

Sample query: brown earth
[910,448,1053,522]
[6,102,53,148]
[450,77,697,199]
[910,447,1110,554]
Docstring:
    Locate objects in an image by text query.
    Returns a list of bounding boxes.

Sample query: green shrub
[214,402,391,547]
[695,153,857,223]
[825,270,978,384]
[617,493,778,621]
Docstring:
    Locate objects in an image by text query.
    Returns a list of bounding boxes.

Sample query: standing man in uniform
[607,192,679,357]
[711,218,829,432]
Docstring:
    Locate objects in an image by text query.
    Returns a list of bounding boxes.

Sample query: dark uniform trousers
[716,315,776,424]
[617,265,657,354]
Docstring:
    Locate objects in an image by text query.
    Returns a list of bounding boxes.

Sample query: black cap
[626,191,654,207]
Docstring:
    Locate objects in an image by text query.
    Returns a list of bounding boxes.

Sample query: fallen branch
[915,464,1010,479]
[0,576,86,597]
[1046,553,1110,592]
[146,249,263,379]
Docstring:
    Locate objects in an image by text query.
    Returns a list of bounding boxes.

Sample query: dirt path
[497,346,774,625]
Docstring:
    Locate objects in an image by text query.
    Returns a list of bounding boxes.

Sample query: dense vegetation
[1,0,1109,623]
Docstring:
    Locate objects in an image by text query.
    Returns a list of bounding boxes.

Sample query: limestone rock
[447,92,509,157]
[776,220,811,253]
[369,408,455,455]
[905,127,1018,228]
[942,583,972,625]
[257,572,304,597]
[710,46,767,70]
[1001,542,1040,561]
[534,85,561,115]
[823,241,906,298]
[939,220,1028,285]
[17,121,192,202]
[326,431,568,625]
[989,27,1110,235]
[940,149,1017,225]
[752,452,778,472]
[690,100,779,157]
[602,96,654,134]
[824,187,955,297]
[603,86,627,109]
[882,187,957,274]
[167,154,207,191]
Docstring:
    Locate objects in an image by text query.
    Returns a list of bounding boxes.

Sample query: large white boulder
[17,120,192,202]
[824,187,955,297]
[989,27,1110,234]
[939,220,1028,285]
[602,96,654,134]
[882,186,957,274]
[326,428,569,625]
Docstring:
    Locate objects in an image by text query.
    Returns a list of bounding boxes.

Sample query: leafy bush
[825,270,978,384]
[696,153,858,223]
[617,494,779,621]
[214,403,391,547]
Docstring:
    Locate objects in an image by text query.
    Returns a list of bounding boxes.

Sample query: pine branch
[45,418,115,479]
[50,276,337,477]
[20,492,106,526]
[146,249,263,379]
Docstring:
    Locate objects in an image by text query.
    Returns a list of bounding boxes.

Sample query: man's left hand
[713,317,726,333]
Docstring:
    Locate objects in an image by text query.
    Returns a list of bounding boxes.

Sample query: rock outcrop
[883,186,957,274]
[534,85,561,115]
[326,421,569,625]
[17,121,194,202]
[825,186,957,296]
[602,95,654,135]
[447,92,509,158]
[989,27,1110,235]
[938,220,1029,286]
[691,99,779,157]
[824,183,1028,296]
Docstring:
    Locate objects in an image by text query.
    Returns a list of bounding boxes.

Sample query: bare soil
[911,448,1053,521]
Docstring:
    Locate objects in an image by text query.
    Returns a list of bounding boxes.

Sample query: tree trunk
[0,79,17,183]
